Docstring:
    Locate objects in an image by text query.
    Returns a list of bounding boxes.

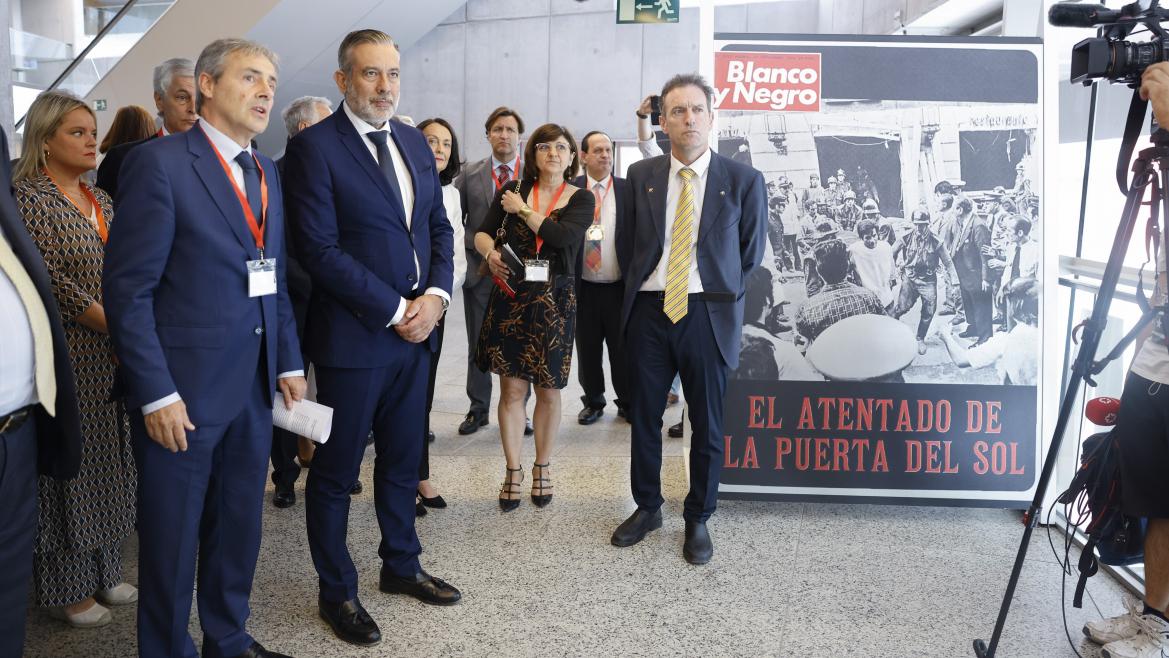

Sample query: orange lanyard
[589,175,613,223]
[199,124,268,255]
[155,128,165,138]
[529,181,568,253]
[44,169,107,244]
[490,155,521,191]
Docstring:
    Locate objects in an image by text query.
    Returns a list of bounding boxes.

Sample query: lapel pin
[648,187,655,193]
[720,190,726,196]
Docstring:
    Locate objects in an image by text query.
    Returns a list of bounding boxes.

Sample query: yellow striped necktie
[0,235,56,416]
[663,167,696,323]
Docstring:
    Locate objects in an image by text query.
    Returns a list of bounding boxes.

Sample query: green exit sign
[617,0,679,24]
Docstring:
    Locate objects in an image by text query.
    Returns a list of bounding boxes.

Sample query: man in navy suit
[572,130,631,425]
[104,39,304,658]
[283,29,458,647]
[0,126,83,658]
[610,74,766,565]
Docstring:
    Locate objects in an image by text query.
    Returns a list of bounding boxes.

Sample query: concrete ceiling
[245,0,465,153]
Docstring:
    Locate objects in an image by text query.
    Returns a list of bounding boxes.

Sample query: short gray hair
[194,38,279,112]
[337,29,398,75]
[153,57,194,97]
[282,96,332,136]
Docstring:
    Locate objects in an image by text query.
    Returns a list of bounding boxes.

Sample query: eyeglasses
[535,143,570,154]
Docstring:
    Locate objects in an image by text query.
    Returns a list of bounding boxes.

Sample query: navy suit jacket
[95,133,156,202]
[282,108,454,369]
[103,126,303,426]
[0,129,83,478]
[618,151,767,369]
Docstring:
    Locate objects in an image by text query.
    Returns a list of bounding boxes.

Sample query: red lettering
[748,396,766,429]
[943,441,959,473]
[967,401,984,433]
[917,400,934,433]
[924,440,942,473]
[973,441,990,474]
[795,438,810,470]
[987,401,1002,434]
[895,400,913,432]
[1009,442,1025,475]
[776,437,792,470]
[814,437,830,471]
[838,398,854,430]
[743,436,759,469]
[818,398,837,429]
[992,441,1008,475]
[872,440,889,472]
[853,439,869,472]
[874,399,893,431]
[936,400,952,433]
[767,397,784,429]
[798,398,815,430]
[856,398,873,431]
[906,441,922,473]
[724,436,739,468]
[833,438,849,471]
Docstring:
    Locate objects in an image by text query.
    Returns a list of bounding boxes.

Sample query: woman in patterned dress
[473,124,594,511]
[14,91,136,628]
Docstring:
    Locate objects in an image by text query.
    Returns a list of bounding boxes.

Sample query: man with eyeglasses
[454,107,533,437]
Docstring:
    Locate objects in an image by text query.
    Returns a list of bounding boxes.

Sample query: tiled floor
[24,292,1132,657]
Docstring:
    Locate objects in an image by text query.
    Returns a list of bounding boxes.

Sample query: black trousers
[463,278,494,416]
[270,352,308,490]
[959,285,993,340]
[0,413,36,658]
[627,294,728,522]
[421,321,446,481]
[575,280,629,412]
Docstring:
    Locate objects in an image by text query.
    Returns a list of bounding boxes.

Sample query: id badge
[586,224,604,241]
[247,258,277,297]
[524,259,550,283]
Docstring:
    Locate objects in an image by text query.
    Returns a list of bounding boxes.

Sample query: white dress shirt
[142,117,302,415]
[341,103,450,326]
[582,173,620,283]
[641,149,711,293]
[0,234,38,417]
[442,184,467,289]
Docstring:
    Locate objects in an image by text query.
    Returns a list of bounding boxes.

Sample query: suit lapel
[334,110,406,228]
[648,158,670,250]
[479,159,494,209]
[188,129,258,258]
[697,153,729,247]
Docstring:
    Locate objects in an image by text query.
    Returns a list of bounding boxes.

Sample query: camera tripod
[974,124,1169,657]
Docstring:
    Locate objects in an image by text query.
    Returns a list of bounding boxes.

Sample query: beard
[347,89,398,127]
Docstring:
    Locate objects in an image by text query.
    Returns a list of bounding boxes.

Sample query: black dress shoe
[379,568,462,606]
[272,487,295,509]
[577,407,603,425]
[668,421,684,438]
[458,412,487,435]
[415,499,427,517]
[350,480,363,496]
[958,329,978,338]
[233,641,294,658]
[318,596,381,646]
[426,430,436,443]
[616,407,627,420]
[683,520,713,565]
[418,490,447,508]
[524,418,534,436]
[611,508,663,547]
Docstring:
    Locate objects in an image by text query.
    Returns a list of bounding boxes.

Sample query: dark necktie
[365,130,406,216]
[497,164,511,185]
[1010,244,1021,280]
[233,151,263,222]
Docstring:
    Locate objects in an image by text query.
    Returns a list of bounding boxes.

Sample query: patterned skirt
[475,276,577,389]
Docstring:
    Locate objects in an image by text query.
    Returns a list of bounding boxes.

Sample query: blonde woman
[14,90,136,628]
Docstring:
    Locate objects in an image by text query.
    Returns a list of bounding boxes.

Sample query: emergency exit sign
[617,0,679,24]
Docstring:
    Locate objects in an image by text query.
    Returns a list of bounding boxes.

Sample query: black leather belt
[637,290,736,303]
[0,406,32,435]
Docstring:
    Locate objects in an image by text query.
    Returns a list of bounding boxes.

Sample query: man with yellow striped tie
[610,74,767,565]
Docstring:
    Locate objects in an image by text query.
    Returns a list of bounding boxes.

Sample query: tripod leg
[974,149,1156,657]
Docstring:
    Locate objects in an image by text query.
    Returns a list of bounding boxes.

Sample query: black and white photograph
[723,98,1041,386]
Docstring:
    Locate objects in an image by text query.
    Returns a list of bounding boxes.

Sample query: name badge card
[524,258,550,283]
[586,224,605,241]
[247,258,277,297]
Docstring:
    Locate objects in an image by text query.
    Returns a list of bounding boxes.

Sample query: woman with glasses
[473,124,594,511]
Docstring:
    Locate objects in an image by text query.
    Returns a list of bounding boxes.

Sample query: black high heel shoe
[417,489,447,509]
[498,466,524,512]
[531,462,553,508]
